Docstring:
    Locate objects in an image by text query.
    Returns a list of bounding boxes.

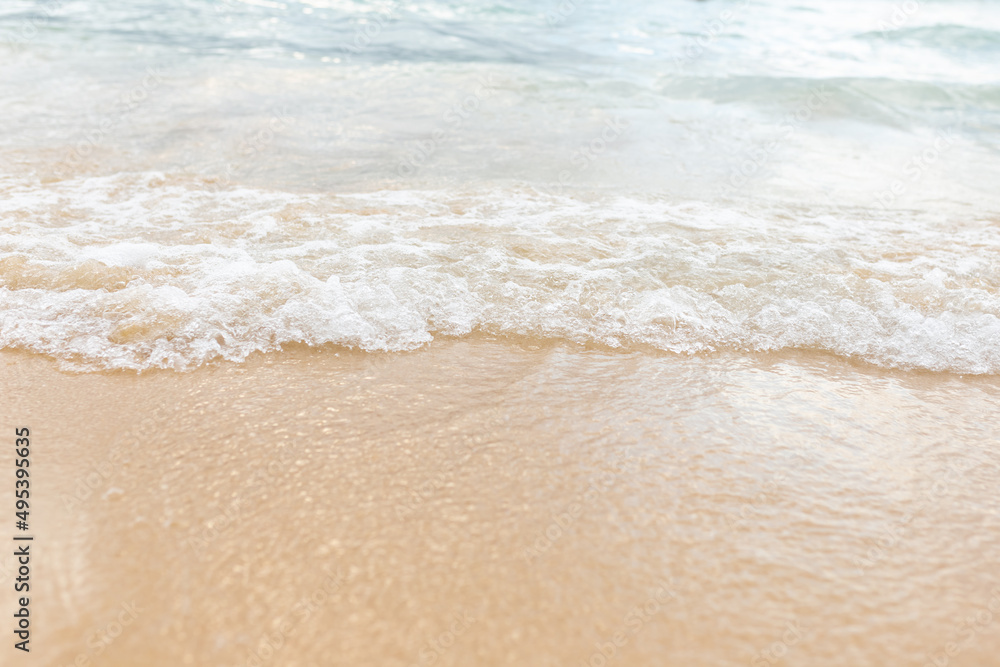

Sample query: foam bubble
[1,174,999,373]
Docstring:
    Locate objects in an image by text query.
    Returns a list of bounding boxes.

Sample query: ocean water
[6,6,1000,666]
[2,0,1000,371]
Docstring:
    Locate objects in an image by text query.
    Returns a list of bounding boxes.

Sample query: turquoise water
[1,0,1000,371]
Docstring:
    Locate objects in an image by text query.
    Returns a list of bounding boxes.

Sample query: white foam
[80,243,161,267]
[1,174,999,373]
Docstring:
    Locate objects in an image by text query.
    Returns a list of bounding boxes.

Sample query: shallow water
[4,341,1000,667]
[2,0,1000,372]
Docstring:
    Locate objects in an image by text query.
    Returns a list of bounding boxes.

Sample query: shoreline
[7,332,1000,380]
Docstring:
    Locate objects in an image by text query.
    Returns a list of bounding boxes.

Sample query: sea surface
[2,0,1000,372]
[4,5,1000,667]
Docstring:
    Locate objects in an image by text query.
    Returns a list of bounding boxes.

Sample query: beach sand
[3,340,1000,666]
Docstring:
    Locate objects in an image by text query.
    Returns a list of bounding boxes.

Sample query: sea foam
[1,173,998,373]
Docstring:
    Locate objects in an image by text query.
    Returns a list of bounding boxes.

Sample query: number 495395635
[15,428,30,530]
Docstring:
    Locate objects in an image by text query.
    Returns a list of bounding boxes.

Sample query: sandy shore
[2,338,1000,666]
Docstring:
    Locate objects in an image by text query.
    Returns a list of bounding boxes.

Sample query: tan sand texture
[2,339,999,666]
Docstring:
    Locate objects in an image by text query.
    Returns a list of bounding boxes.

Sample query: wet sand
[3,338,1000,667]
